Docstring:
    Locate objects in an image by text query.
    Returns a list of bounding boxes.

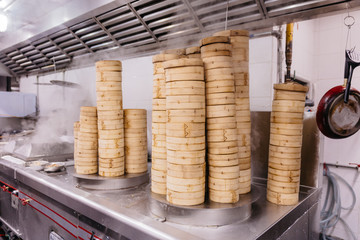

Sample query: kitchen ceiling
[0,0,359,77]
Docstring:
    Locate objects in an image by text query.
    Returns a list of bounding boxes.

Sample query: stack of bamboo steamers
[96,61,125,177]
[74,60,148,177]
[266,83,307,205]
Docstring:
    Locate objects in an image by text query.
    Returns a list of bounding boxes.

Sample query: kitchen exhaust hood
[0,0,359,77]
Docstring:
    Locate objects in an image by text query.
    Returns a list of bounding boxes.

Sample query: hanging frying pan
[316,49,360,139]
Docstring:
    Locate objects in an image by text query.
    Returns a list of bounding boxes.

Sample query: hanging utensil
[316,14,360,139]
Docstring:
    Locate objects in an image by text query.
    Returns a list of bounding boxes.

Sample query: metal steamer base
[73,172,149,190]
[149,185,261,226]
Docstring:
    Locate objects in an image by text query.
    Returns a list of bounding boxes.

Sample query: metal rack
[0,0,359,77]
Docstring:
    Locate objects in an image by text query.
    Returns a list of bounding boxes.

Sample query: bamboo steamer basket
[200,36,229,45]
[165,65,203,75]
[153,54,181,63]
[207,128,237,142]
[274,89,307,101]
[201,43,231,53]
[167,182,204,193]
[167,149,205,165]
[96,71,122,81]
[201,50,231,58]
[163,58,203,69]
[166,95,205,110]
[207,105,236,118]
[98,167,124,177]
[152,158,167,171]
[267,188,299,205]
[152,99,166,110]
[80,106,97,117]
[268,172,300,183]
[208,177,239,191]
[76,166,97,175]
[165,72,204,82]
[187,53,201,58]
[272,100,305,113]
[166,190,205,206]
[208,153,239,167]
[98,129,124,140]
[209,165,240,179]
[167,142,205,151]
[167,163,205,179]
[206,93,236,106]
[152,110,166,123]
[96,91,122,102]
[152,180,167,195]
[209,189,239,203]
[126,163,148,174]
[202,57,233,70]
[99,157,124,167]
[161,48,186,55]
[186,46,200,55]
[97,109,123,120]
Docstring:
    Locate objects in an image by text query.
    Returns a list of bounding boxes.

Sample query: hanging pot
[316,50,360,139]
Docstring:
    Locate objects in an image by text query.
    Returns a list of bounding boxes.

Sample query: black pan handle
[344,50,360,103]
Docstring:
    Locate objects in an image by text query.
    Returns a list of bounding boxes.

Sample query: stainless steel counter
[0,157,321,240]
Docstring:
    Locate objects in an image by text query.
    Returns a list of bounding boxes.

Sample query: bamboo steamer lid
[208,177,239,191]
[152,180,167,195]
[167,182,204,193]
[153,53,180,63]
[209,189,239,203]
[273,82,309,92]
[98,167,124,177]
[200,36,229,46]
[268,172,300,183]
[207,105,236,118]
[274,90,306,101]
[80,106,97,116]
[167,150,205,165]
[76,166,97,175]
[213,29,249,37]
[152,99,166,110]
[163,58,203,69]
[124,108,146,117]
[267,188,299,205]
[209,165,240,179]
[165,72,204,82]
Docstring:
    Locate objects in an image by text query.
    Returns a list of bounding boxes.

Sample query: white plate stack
[124,109,148,174]
[200,36,240,203]
[164,58,206,206]
[186,46,201,59]
[73,121,80,170]
[151,53,180,194]
[96,60,124,177]
[214,30,252,194]
[76,107,98,175]
[267,82,308,205]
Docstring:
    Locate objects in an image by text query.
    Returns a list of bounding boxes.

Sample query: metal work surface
[0,157,320,240]
[1,0,359,77]
[149,185,260,226]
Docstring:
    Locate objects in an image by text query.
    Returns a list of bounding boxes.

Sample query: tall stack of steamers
[150,29,307,206]
[73,60,148,178]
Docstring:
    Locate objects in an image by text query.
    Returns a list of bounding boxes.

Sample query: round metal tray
[73,171,149,190]
[149,184,261,226]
